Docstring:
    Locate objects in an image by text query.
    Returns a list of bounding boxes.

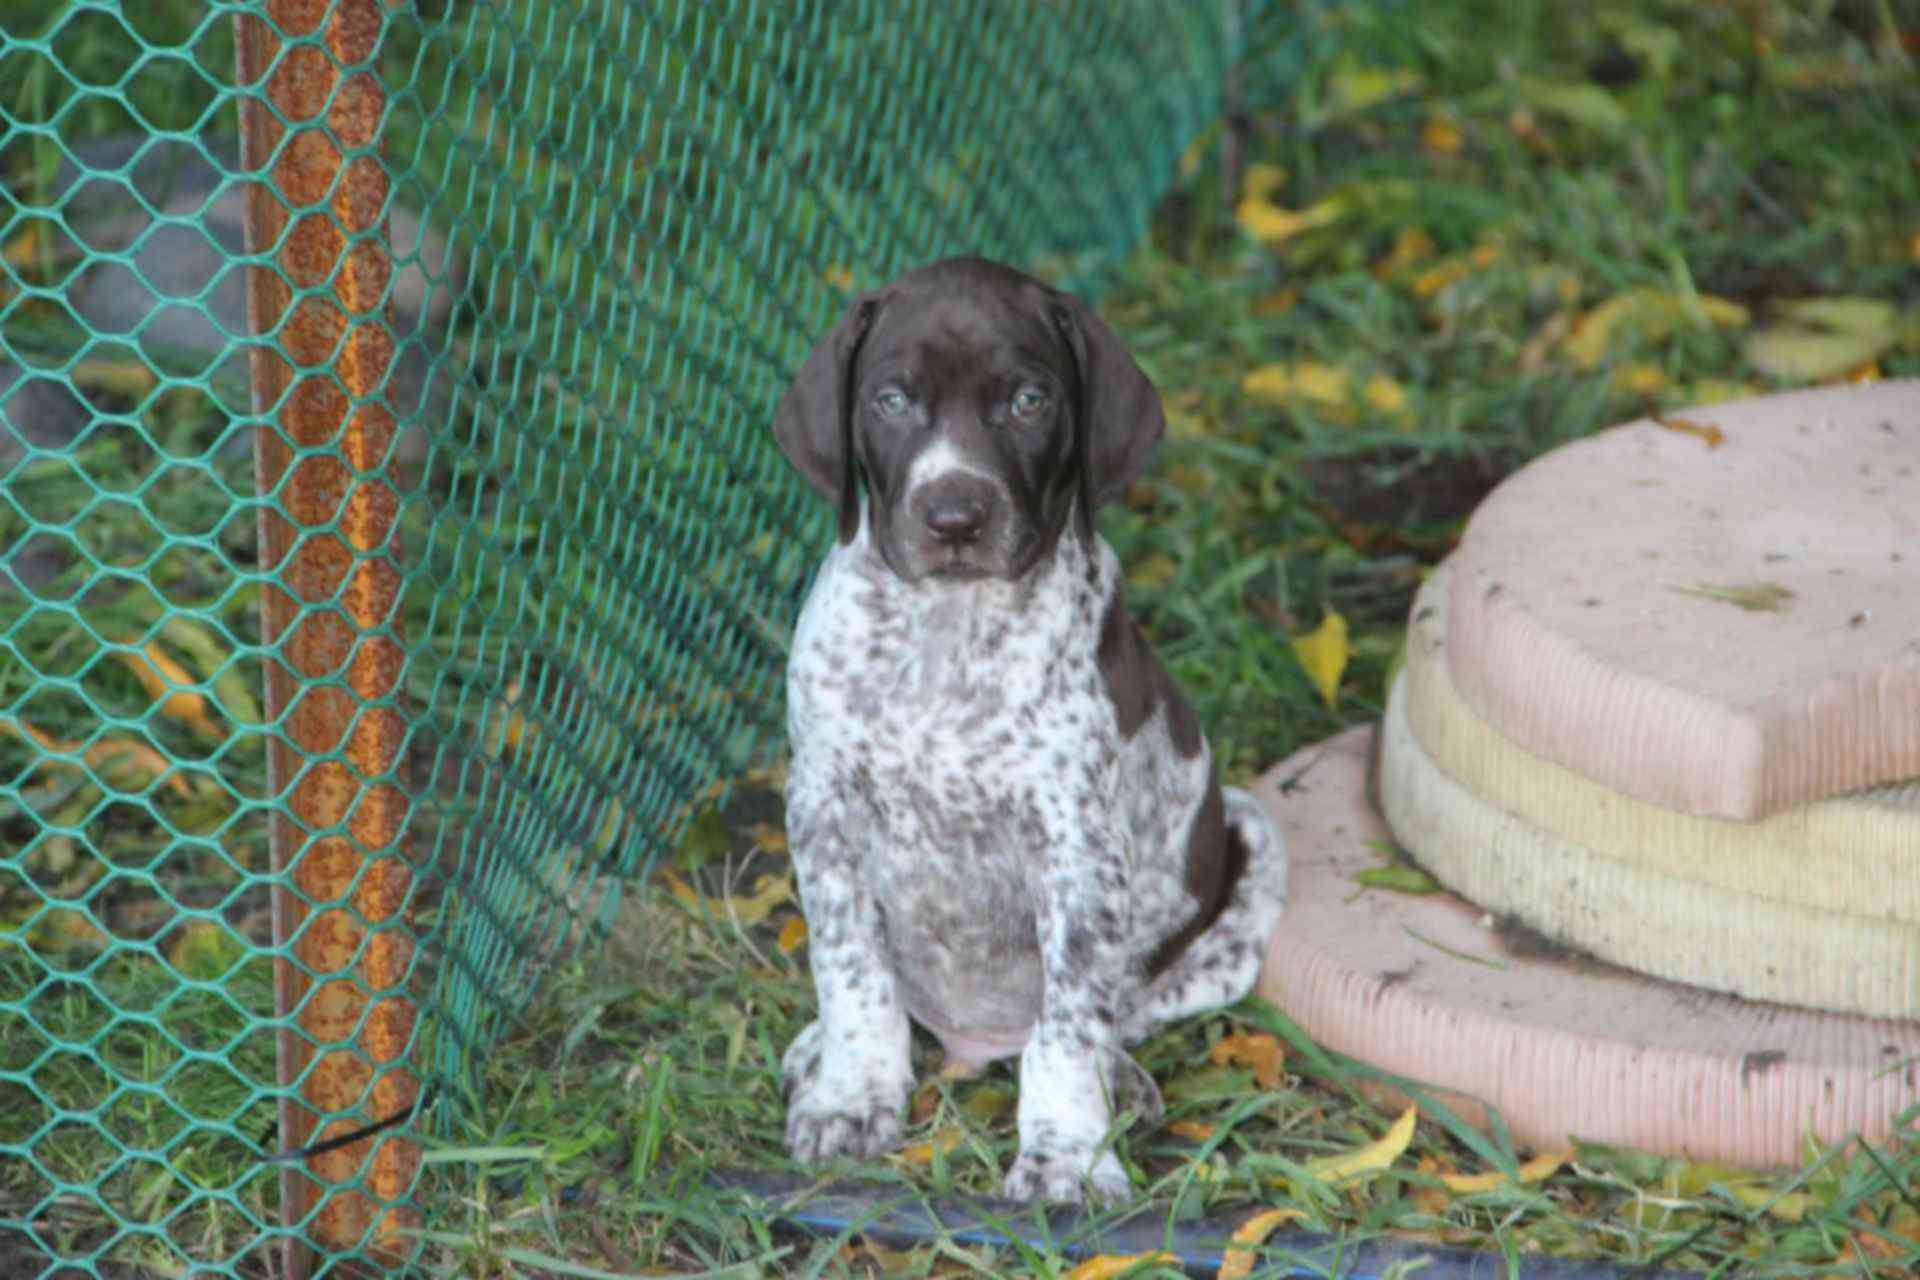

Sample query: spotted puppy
[772,257,1287,1204]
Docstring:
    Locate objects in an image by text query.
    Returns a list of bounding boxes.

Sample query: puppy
[771,257,1287,1203]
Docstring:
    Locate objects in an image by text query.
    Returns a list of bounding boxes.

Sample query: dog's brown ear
[772,294,879,542]
[1049,292,1165,510]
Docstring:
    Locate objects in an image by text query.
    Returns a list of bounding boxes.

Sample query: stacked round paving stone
[1257,382,1920,1163]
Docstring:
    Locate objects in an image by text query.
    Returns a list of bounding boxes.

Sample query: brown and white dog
[771,257,1287,1203]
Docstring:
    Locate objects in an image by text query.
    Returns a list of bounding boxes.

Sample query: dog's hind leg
[1119,787,1288,1042]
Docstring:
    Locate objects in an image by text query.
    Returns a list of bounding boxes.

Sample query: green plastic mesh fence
[0,0,1257,1272]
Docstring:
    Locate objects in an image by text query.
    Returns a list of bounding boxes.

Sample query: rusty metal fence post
[235,0,421,1271]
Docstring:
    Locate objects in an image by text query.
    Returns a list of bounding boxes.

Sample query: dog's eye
[874,388,910,417]
[1011,386,1049,418]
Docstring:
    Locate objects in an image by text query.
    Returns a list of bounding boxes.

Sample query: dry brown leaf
[1209,1032,1286,1089]
[1065,1254,1179,1280]
[1650,411,1725,448]
[908,1083,942,1126]
[1411,1155,1453,1213]
[1373,226,1436,278]
[663,870,794,930]
[1669,581,1795,613]
[1217,1207,1309,1280]
[1,716,189,798]
[1251,286,1299,317]
[115,641,226,741]
[1422,116,1463,155]
[1167,1119,1217,1142]
[775,914,808,954]
[895,1126,963,1166]
[746,822,788,854]
[1411,258,1471,298]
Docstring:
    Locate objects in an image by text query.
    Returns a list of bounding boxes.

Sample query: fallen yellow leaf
[1373,226,1436,278]
[776,914,808,954]
[1236,193,1347,247]
[663,869,700,908]
[1440,1147,1572,1193]
[1291,361,1348,408]
[1745,299,1898,382]
[1,716,189,798]
[1167,1119,1216,1141]
[1303,1104,1417,1185]
[1066,1254,1179,1280]
[1209,1031,1286,1089]
[1422,116,1463,155]
[1127,552,1179,593]
[823,264,855,291]
[746,822,788,854]
[663,870,796,929]
[1291,611,1350,710]
[1243,361,1394,423]
[1363,372,1410,419]
[1610,362,1668,397]
[894,1125,963,1165]
[1684,378,1757,406]
[1218,1207,1309,1280]
[1241,363,1295,405]
[167,920,245,981]
[1564,288,1749,369]
[1241,163,1286,202]
[3,222,48,269]
[116,641,226,741]
[1328,62,1422,114]
[70,358,158,400]
[1410,258,1471,298]
[1650,411,1725,448]
[1251,286,1299,317]
[1727,1184,1813,1222]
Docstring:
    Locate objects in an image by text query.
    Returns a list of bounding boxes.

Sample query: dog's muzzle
[896,450,1015,579]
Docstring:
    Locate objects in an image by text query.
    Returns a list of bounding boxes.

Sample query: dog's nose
[924,497,988,544]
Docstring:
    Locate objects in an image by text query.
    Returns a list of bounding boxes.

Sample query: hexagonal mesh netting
[0,0,1250,1272]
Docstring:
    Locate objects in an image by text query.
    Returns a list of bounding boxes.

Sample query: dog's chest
[788,534,1111,794]
[787,537,1115,1017]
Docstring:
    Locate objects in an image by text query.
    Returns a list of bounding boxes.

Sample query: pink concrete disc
[1445,381,1920,820]
[1253,726,1920,1165]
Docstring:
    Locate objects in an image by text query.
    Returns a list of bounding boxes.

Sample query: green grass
[4,0,1920,1274]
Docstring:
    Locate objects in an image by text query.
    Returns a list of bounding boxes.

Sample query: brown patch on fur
[1145,774,1246,978]
[1096,588,1200,756]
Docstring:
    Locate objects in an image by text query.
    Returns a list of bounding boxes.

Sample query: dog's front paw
[1002,1145,1131,1204]
[787,1095,905,1164]
[782,1019,910,1164]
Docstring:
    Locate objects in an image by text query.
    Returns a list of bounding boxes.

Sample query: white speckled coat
[771,257,1287,1204]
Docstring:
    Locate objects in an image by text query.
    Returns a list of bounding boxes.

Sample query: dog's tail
[1121,786,1288,1041]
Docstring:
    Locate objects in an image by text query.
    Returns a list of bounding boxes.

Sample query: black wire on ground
[710,1170,1698,1279]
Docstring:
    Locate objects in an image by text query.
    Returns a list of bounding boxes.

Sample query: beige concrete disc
[1253,726,1920,1166]
[1445,381,1920,820]
[1393,563,1920,1017]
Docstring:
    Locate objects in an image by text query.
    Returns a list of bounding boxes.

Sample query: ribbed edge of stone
[1383,657,1919,1018]
[1254,726,1920,1166]
[1407,564,1920,925]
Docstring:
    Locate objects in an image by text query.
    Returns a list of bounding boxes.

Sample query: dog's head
[772,257,1165,582]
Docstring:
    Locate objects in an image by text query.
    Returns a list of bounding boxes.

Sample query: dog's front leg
[781,797,913,1164]
[1002,821,1152,1204]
